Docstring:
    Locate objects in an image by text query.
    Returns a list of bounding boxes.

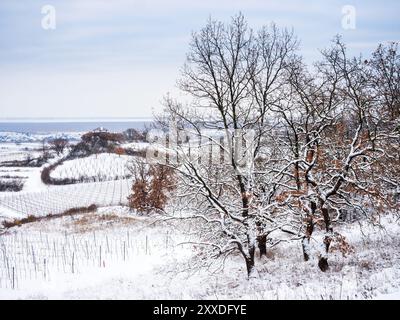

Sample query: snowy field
[0,208,191,299]
[1,141,399,300]
[1,209,400,299]
[0,179,133,220]
[0,142,43,163]
[0,142,134,221]
[0,143,47,196]
[50,153,132,182]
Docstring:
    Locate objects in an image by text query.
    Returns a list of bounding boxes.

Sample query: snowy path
[22,167,46,192]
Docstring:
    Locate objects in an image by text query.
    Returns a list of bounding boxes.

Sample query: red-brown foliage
[128,162,175,213]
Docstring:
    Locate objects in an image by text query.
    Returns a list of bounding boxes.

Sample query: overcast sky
[0,0,399,119]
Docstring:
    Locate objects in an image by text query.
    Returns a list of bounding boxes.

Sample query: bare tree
[279,37,398,271]
[370,42,400,121]
[148,15,399,277]
[369,42,400,207]
[151,14,299,278]
[49,138,69,156]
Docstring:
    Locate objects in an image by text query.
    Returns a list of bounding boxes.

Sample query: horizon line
[0,117,154,123]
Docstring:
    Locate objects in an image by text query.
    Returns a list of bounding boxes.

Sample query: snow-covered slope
[50,153,132,182]
[1,211,400,299]
[0,179,133,219]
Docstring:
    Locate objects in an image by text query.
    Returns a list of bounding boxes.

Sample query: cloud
[0,0,399,118]
[0,66,181,118]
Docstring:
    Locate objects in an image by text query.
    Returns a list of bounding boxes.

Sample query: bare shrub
[1,205,98,229]
[0,179,24,192]
[127,159,175,213]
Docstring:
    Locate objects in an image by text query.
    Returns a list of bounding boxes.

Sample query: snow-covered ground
[122,142,149,151]
[0,143,134,222]
[50,153,132,182]
[0,207,191,299]
[0,143,47,198]
[1,140,399,300]
[0,142,44,163]
[1,208,400,300]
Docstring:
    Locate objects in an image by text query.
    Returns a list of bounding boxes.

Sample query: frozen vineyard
[0,179,133,219]
[50,154,132,182]
[0,226,176,291]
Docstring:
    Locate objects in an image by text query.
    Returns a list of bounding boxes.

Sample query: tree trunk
[294,161,301,191]
[318,207,333,272]
[318,257,329,272]
[245,245,256,278]
[257,235,267,258]
[302,238,310,261]
[302,203,315,261]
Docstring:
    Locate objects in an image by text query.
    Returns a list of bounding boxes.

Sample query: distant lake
[0,120,152,133]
